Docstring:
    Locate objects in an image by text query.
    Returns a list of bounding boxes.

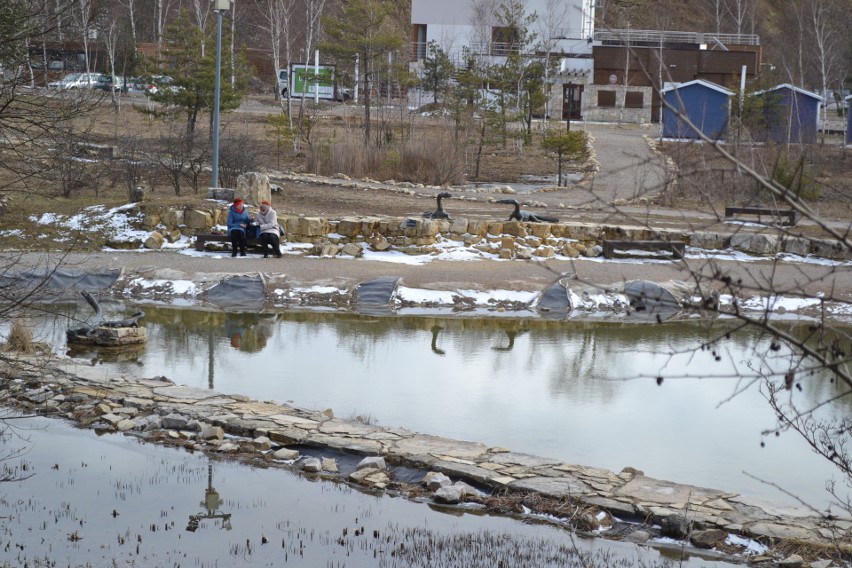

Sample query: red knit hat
[261,200,271,206]
[233,198,244,206]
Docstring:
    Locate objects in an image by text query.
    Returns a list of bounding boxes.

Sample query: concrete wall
[582,84,653,124]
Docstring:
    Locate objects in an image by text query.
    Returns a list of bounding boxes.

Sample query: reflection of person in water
[223,313,273,353]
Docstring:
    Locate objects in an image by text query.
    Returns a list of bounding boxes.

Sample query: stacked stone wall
[133,203,850,261]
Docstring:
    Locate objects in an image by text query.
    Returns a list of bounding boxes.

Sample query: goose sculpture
[423,192,452,220]
[496,199,559,223]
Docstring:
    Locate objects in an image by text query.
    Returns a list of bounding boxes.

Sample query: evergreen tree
[145,10,251,143]
[320,0,403,145]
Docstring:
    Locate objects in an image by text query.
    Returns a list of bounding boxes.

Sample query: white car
[47,72,104,90]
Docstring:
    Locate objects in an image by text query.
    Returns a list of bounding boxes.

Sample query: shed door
[562,83,583,120]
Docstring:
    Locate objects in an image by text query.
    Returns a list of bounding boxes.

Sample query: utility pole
[210,0,230,190]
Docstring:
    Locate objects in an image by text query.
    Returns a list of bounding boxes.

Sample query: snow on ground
[26,204,852,317]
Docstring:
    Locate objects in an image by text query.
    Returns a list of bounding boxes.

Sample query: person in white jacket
[255,200,282,258]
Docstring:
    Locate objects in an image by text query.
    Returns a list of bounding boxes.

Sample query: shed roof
[660,79,734,96]
[754,83,823,101]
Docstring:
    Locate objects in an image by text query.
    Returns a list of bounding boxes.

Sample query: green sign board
[291,64,335,99]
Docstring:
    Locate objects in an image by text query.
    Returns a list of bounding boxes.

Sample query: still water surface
[20,302,852,511]
[4,415,733,567]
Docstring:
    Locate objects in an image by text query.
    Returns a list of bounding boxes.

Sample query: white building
[410,0,595,114]
[411,0,594,64]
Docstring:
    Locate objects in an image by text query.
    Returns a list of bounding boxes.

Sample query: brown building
[587,30,762,123]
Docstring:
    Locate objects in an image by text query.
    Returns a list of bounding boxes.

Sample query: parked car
[125,77,148,94]
[47,72,104,90]
[145,75,177,95]
[95,74,126,93]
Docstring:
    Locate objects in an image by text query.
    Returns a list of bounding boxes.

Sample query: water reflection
[223,312,275,353]
[430,325,445,355]
[186,463,232,532]
[5,301,852,510]
[3,416,730,567]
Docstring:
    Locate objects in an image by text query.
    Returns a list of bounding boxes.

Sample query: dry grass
[4,319,35,354]
[661,139,852,220]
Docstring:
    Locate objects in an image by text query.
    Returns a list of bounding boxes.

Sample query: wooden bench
[724,206,798,226]
[602,240,686,260]
[194,233,259,252]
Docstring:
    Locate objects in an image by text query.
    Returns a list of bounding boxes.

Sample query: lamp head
[214,0,229,10]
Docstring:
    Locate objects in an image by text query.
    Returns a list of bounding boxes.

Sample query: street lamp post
[210,0,230,191]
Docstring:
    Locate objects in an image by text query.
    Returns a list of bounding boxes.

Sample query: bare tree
[73,0,95,73]
[217,125,266,188]
[117,0,137,44]
[257,0,296,116]
[294,0,326,148]
[808,0,842,136]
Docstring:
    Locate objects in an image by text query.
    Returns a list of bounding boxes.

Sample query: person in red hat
[226,198,253,257]
[255,200,282,258]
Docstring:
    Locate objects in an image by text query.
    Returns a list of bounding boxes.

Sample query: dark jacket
[227,205,252,234]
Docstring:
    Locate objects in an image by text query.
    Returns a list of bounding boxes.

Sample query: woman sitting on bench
[226,198,253,257]
[255,200,282,258]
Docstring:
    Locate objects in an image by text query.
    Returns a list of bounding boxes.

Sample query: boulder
[423,472,452,491]
[272,448,300,461]
[340,243,363,257]
[689,529,728,549]
[185,210,212,231]
[434,485,466,504]
[356,456,387,471]
[144,232,165,250]
[161,413,189,430]
[236,172,271,206]
[199,426,225,441]
[301,457,322,472]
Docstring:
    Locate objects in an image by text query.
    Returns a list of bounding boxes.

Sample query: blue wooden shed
[661,79,733,140]
[846,95,851,146]
[754,84,822,144]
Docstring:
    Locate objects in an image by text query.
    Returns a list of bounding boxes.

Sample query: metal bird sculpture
[496,199,559,223]
[423,192,452,220]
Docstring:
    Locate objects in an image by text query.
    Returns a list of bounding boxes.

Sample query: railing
[594,29,759,46]
[409,41,523,63]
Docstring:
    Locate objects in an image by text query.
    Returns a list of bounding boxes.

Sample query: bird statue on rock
[423,192,452,220]
[496,199,559,223]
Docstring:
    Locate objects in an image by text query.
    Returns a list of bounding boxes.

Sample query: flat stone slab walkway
[4,354,850,563]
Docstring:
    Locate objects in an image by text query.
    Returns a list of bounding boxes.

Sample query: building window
[625,91,644,108]
[412,24,427,61]
[597,90,616,107]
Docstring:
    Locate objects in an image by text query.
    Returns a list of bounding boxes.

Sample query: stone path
[4,354,849,564]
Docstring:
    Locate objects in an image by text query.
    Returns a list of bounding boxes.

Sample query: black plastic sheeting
[623,280,683,321]
[204,275,267,308]
[536,280,572,312]
[0,267,121,294]
[352,276,400,316]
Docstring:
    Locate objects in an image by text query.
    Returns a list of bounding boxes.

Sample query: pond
[0,415,737,567]
[11,301,852,512]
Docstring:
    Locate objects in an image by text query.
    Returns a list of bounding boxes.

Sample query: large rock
[434,485,466,504]
[144,232,165,250]
[690,529,728,549]
[236,172,271,206]
[730,233,778,255]
[162,208,185,230]
[207,187,236,201]
[185,210,213,231]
